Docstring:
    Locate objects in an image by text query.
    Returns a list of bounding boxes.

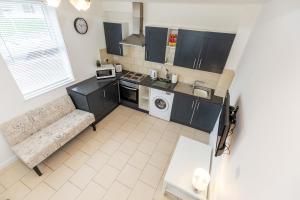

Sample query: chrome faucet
[193,80,205,88]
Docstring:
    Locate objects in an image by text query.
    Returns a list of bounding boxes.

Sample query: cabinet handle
[189,102,197,125]
[103,90,106,98]
[191,100,195,109]
[119,46,122,55]
[198,58,203,69]
[196,101,200,110]
[193,58,197,69]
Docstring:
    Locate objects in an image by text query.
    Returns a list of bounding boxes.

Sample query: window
[0,0,74,100]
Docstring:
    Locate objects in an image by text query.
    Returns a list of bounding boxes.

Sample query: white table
[163,136,212,200]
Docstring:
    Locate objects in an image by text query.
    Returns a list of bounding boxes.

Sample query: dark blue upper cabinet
[174,29,236,74]
[199,32,236,74]
[103,22,123,56]
[174,29,205,69]
[145,26,168,64]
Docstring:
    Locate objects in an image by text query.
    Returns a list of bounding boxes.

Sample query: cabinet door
[145,26,168,63]
[103,22,123,56]
[170,93,197,125]
[173,29,205,69]
[103,81,120,114]
[199,32,236,74]
[191,99,222,133]
[87,89,106,121]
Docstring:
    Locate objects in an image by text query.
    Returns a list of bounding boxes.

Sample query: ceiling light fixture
[46,0,61,7]
[69,0,91,11]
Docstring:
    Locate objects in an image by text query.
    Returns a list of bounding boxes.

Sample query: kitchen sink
[152,80,172,89]
[193,81,212,99]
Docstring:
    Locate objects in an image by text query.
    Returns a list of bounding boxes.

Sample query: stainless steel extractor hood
[120,2,145,47]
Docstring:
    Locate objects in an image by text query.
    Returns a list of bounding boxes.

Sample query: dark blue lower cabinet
[67,80,120,123]
[171,93,222,133]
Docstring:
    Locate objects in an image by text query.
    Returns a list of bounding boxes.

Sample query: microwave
[96,64,116,80]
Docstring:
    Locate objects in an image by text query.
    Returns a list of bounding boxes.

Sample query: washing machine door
[154,97,169,111]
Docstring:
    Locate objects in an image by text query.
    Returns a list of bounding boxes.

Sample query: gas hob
[120,71,147,83]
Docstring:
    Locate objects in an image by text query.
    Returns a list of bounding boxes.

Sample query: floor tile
[111,130,130,143]
[77,128,97,143]
[76,181,106,200]
[24,182,55,200]
[0,181,30,200]
[120,122,137,133]
[155,139,176,155]
[140,165,163,188]
[138,140,157,155]
[104,121,122,132]
[100,139,121,155]
[149,151,170,170]
[128,151,150,170]
[128,181,155,200]
[128,130,147,144]
[141,116,158,125]
[62,138,85,155]
[119,139,138,155]
[21,164,53,189]
[135,122,152,133]
[102,181,131,200]
[152,120,168,131]
[86,150,109,171]
[0,184,5,194]
[49,182,81,200]
[44,150,71,170]
[127,115,143,125]
[162,130,180,143]
[44,165,74,190]
[69,165,96,189]
[117,165,141,188]
[145,130,163,144]
[80,139,102,155]
[108,151,130,170]
[192,131,210,144]
[93,165,120,189]
[0,160,30,188]
[94,129,113,143]
[64,150,89,170]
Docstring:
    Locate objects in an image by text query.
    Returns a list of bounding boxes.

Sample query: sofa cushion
[12,109,95,168]
[1,114,38,146]
[28,95,76,132]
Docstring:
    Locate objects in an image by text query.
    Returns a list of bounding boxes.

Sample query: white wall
[100,1,262,71]
[209,0,300,199]
[0,1,103,168]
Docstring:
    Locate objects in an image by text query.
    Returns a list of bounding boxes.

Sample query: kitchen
[67,1,247,134]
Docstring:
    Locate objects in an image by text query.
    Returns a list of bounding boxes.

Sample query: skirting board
[0,155,17,170]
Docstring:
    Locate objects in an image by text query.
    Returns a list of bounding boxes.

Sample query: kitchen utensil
[150,69,158,80]
[171,74,178,83]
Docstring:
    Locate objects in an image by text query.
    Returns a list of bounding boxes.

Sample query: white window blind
[0,0,74,100]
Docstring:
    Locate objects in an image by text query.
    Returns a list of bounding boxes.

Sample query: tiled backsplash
[100,45,234,96]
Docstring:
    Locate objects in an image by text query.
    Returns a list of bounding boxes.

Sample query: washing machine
[149,88,174,121]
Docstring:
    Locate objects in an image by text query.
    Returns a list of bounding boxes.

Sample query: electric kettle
[149,69,158,80]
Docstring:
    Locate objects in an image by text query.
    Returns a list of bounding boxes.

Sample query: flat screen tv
[215,91,231,157]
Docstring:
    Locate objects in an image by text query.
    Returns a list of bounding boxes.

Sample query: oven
[119,80,139,106]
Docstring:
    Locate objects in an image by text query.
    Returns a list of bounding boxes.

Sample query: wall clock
[74,17,88,34]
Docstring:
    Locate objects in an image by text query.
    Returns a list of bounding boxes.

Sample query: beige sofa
[0,95,95,176]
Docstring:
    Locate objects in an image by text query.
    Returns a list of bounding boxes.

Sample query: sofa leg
[33,166,42,176]
[91,123,96,131]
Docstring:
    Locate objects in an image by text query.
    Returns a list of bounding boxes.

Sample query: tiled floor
[0,106,210,200]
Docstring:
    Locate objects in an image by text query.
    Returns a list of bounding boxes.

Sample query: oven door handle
[121,85,138,91]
